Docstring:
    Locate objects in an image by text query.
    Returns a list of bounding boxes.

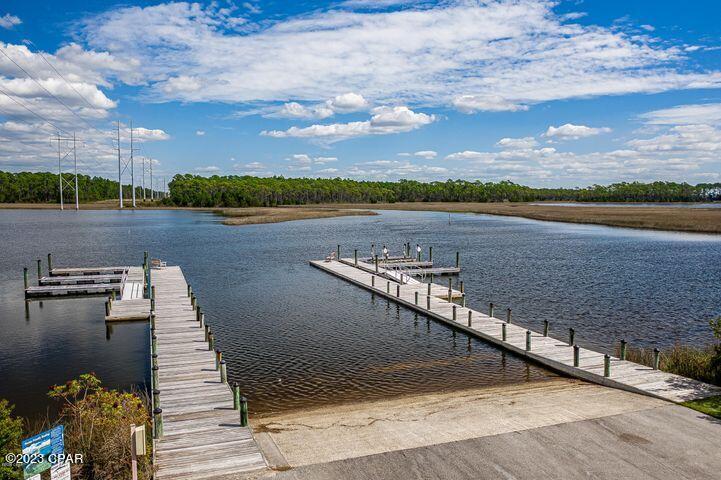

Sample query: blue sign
[21,425,64,478]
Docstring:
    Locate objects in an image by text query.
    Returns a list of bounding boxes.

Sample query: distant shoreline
[2,201,721,233]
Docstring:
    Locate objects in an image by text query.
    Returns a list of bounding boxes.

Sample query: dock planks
[152,266,266,479]
[311,259,721,403]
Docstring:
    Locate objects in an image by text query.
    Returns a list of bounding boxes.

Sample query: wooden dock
[152,266,267,479]
[312,259,721,403]
[106,267,150,321]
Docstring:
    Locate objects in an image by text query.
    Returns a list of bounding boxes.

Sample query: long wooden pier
[312,258,721,403]
[152,266,266,479]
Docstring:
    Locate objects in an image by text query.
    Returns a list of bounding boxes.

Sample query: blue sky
[1,0,721,188]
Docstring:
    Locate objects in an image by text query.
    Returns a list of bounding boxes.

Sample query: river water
[1,209,719,418]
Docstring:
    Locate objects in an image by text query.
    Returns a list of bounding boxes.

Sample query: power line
[0,85,71,135]
[36,50,99,112]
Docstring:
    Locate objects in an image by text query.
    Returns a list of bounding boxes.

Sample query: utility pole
[57,132,64,210]
[130,120,136,208]
[117,121,123,209]
[142,157,146,201]
[150,158,153,201]
[73,132,79,210]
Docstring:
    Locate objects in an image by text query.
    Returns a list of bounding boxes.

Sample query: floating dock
[151,266,267,479]
[312,258,721,403]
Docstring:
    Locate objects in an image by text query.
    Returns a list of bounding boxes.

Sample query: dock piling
[199,313,205,328]
[506,308,512,323]
[396,284,400,297]
[543,320,549,337]
[386,281,390,294]
[620,339,627,360]
[151,335,157,355]
[240,397,248,427]
[452,305,457,321]
[426,295,431,310]
[105,301,110,317]
[375,255,379,273]
[573,345,580,367]
[220,360,227,383]
[427,283,431,295]
[47,253,52,273]
[215,349,222,370]
[153,408,163,439]
[653,348,660,370]
[233,383,240,410]
[467,310,472,327]
[415,291,419,305]
[187,285,191,297]
[569,328,575,346]
[604,354,611,377]
[429,246,433,262]
[456,252,460,268]
[502,322,507,341]
[354,249,358,265]
[152,365,159,389]
[204,324,210,342]
[526,330,531,351]
[459,281,464,294]
[153,389,160,409]
[337,245,340,259]
[23,267,28,290]
[371,276,375,287]
[152,353,158,369]
[208,332,215,351]
[489,302,494,318]
[36,259,41,284]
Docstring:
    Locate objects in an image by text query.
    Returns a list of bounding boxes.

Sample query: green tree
[0,399,23,480]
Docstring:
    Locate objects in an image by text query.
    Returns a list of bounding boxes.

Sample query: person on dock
[382,245,388,260]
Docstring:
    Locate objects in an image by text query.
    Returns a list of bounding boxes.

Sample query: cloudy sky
[1,0,721,187]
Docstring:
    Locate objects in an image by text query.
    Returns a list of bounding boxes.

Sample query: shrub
[0,399,23,480]
[48,374,152,480]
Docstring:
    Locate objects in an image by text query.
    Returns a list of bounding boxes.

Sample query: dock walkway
[152,266,266,479]
[312,259,721,403]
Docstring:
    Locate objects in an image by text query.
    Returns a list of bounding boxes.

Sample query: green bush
[0,399,23,480]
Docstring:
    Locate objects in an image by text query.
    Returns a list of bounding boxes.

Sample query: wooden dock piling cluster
[313,248,721,403]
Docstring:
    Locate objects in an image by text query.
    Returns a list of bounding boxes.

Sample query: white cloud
[640,103,721,126]
[270,92,369,119]
[132,127,170,142]
[317,167,339,174]
[545,123,612,140]
[413,150,437,159]
[327,92,368,112]
[79,1,721,112]
[640,24,655,32]
[195,166,221,173]
[196,130,205,136]
[262,106,435,142]
[496,137,538,149]
[0,14,21,29]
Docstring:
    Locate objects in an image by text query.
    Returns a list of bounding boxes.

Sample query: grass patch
[619,344,719,386]
[682,396,721,419]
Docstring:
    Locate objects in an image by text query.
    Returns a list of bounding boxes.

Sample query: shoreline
[2,201,721,233]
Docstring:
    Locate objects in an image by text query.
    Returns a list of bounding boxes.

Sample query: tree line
[2,171,720,206]
[0,171,162,203]
[167,174,721,207]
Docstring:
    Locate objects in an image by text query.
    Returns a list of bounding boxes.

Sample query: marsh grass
[618,344,719,386]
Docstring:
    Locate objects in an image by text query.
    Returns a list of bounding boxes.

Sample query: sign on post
[50,461,71,480]
[21,425,64,478]
[133,424,146,456]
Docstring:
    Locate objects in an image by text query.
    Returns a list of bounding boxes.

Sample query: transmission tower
[53,132,79,210]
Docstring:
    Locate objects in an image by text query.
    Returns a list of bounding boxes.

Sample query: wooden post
[429,246,433,262]
[152,353,158,369]
[150,296,155,313]
[452,305,457,321]
[396,284,400,297]
[354,249,358,265]
[489,302,494,318]
[233,382,240,409]
[467,310,472,327]
[105,301,110,317]
[209,333,215,351]
[620,339,627,360]
[462,296,466,307]
[152,365,159,389]
[459,281,464,294]
[543,320,549,337]
[371,276,375,287]
[187,284,191,297]
[455,252,460,268]
[426,295,431,310]
[653,348,660,370]
[573,344,580,367]
[153,408,163,439]
[151,335,157,354]
[386,281,390,293]
[240,397,249,427]
[196,306,201,323]
[506,308,512,323]
[204,324,210,342]
[415,291,419,305]
[36,259,42,284]
[112,290,116,300]
[447,288,452,302]
[131,424,138,480]
[47,253,53,273]
[199,313,205,328]
[144,251,148,269]
[427,283,431,295]
[191,295,196,311]
[526,330,532,351]
[215,349,222,370]
[337,244,340,259]
[152,389,160,409]
[569,328,575,345]
[502,322,507,341]
[604,354,611,377]
[23,267,28,290]
[220,360,227,383]
[430,273,434,284]
[375,255,379,273]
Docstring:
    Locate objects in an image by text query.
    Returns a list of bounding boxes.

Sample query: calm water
[1,209,720,418]
[530,202,721,208]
